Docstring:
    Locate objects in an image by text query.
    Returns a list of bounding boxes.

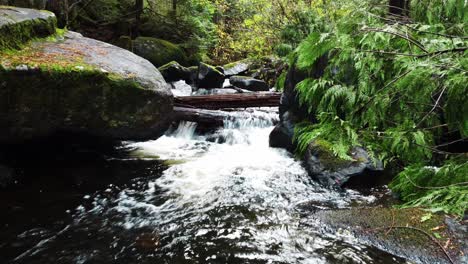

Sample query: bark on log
[174,92,281,110]
[173,107,226,127]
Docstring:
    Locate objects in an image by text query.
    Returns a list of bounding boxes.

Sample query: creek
[0,108,409,263]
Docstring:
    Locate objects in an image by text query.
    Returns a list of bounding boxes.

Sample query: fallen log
[173,107,226,128]
[174,92,281,110]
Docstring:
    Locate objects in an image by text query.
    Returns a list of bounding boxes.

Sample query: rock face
[197,62,225,89]
[0,8,173,143]
[229,76,269,92]
[0,6,56,50]
[132,37,188,67]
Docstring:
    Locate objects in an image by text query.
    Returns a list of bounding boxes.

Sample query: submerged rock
[229,76,269,92]
[304,142,383,187]
[0,6,56,50]
[197,62,225,89]
[0,28,173,143]
[132,37,188,67]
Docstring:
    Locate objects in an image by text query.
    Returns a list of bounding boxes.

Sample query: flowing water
[1,108,409,264]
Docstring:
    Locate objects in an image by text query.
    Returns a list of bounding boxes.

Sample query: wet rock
[170,80,192,97]
[269,55,328,150]
[223,59,252,76]
[313,207,464,264]
[132,37,188,67]
[197,62,225,89]
[215,66,225,74]
[445,216,468,260]
[304,142,383,187]
[0,30,173,143]
[269,111,297,151]
[0,6,56,50]
[158,61,195,84]
[229,76,269,92]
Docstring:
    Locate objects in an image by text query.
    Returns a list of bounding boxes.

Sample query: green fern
[291,0,468,215]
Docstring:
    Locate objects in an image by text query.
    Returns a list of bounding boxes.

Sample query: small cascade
[9,107,408,263]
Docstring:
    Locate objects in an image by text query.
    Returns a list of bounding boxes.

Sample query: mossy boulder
[158,61,195,85]
[229,75,269,92]
[114,35,132,50]
[197,62,225,89]
[304,141,383,187]
[0,31,173,143]
[223,58,253,77]
[0,6,56,50]
[132,37,188,67]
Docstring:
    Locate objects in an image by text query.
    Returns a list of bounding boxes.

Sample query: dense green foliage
[390,160,467,216]
[291,0,467,216]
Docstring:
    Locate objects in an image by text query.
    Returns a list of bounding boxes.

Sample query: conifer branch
[362,27,429,53]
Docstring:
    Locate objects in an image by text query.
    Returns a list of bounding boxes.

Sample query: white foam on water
[110,108,379,262]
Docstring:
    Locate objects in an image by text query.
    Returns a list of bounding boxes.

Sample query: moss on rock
[0,30,173,143]
[132,37,188,67]
[0,6,56,51]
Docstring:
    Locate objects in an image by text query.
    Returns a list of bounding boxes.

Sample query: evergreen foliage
[290,0,467,216]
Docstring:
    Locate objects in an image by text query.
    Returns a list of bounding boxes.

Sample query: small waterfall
[11,107,404,263]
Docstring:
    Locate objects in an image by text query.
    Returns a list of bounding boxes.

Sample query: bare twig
[417,86,447,127]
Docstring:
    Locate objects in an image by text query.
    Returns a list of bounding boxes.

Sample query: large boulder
[229,76,269,92]
[132,37,188,67]
[0,6,56,50]
[0,8,173,143]
[304,142,383,187]
[158,61,195,85]
[197,62,225,89]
